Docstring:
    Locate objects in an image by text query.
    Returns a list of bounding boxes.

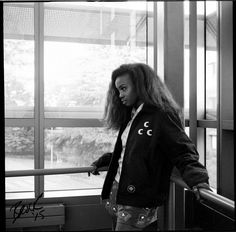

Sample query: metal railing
[6,166,234,219]
[5,166,107,177]
[170,175,235,220]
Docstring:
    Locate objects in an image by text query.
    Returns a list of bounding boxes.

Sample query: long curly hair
[103,63,183,130]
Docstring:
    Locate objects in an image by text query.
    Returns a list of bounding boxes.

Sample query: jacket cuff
[91,152,112,168]
[192,182,212,191]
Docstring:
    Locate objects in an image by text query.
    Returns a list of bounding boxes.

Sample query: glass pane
[197,2,205,119]
[147,2,154,69]
[147,2,163,78]
[184,1,205,119]
[44,2,148,118]
[44,127,117,196]
[184,48,189,119]
[206,128,217,189]
[44,127,117,168]
[44,173,106,198]
[5,127,34,199]
[206,1,218,120]
[184,1,189,119]
[5,127,34,171]
[4,3,34,118]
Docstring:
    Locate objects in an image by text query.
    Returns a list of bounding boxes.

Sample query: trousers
[105,180,158,231]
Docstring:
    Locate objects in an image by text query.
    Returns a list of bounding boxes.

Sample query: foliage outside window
[4,2,152,199]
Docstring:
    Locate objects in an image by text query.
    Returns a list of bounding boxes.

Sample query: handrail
[5,166,234,219]
[171,175,235,220]
[5,166,108,177]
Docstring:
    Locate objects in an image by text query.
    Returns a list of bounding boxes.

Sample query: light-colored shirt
[115,103,144,183]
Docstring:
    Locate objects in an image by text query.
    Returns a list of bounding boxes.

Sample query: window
[205,1,218,120]
[206,128,217,189]
[4,4,34,118]
[5,127,35,199]
[4,3,35,199]
[184,1,219,191]
[44,127,117,197]
[4,2,154,199]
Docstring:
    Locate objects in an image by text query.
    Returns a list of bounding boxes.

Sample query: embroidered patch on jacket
[118,210,132,222]
[136,214,147,226]
[137,121,152,136]
[127,185,136,193]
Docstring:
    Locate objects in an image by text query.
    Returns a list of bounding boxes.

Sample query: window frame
[5,1,233,200]
[4,2,155,199]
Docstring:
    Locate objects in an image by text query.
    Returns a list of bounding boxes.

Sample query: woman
[91,63,211,231]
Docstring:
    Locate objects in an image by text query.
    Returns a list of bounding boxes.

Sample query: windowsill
[44,188,102,198]
[6,192,35,200]
[6,189,102,200]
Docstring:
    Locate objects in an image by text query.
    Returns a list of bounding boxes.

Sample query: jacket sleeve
[160,111,209,189]
[91,152,112,168]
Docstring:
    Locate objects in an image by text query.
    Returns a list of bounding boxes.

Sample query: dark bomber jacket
[93,104,209,208]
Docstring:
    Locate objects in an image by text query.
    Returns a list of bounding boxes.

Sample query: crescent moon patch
[144,121,149,127]
[147,130,152,136]
[138,129,143,135]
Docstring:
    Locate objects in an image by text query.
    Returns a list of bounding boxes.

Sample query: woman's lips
[122,99,127,104]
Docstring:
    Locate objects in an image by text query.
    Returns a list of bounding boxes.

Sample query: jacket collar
[119,103,159,134]
[131,103,144,119]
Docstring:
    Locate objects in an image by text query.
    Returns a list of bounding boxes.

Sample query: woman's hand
[192,182,212,202]
[89,152,112,176]
[91,164,100,175]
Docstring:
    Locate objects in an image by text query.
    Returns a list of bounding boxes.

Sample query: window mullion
[217,1,222,195]
[34,2,44,198]
[189,1,197,146]
[203,1,207,168]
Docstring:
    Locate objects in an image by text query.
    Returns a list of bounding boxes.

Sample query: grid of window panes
[43,2,152,197]
[5,1,219,199]
[4,2,154,199]
[184,1,218,191]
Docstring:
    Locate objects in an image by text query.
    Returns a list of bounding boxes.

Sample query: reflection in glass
[184,1,218,120]
[184,1,205,119]
[206,1,218,120]
[206,128,217,189]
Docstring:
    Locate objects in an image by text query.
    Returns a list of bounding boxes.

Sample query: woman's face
[115,73,139,107]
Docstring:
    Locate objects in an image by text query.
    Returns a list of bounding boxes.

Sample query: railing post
[167,181,176,230]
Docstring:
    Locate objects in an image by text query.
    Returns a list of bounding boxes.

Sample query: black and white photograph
[2,0,235,231]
